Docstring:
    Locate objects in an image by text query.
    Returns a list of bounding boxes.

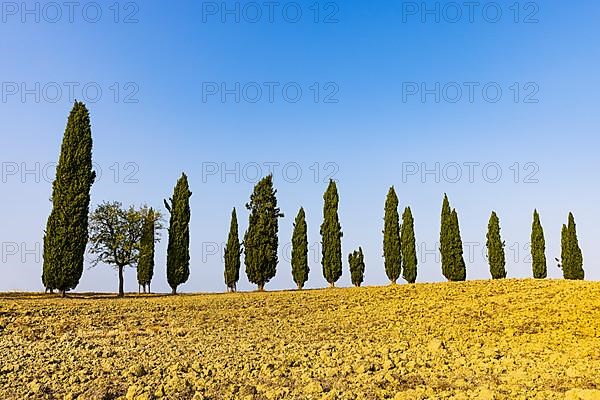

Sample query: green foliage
[440,194,467,281]
[561,212,584,280]
[224,208,242,292]
[383,186,401,284]
[449,209,467,281]
[291,207,309,290]
[348,247,365,287]
[320,179,343,287]
[138,208,162,293]
[89,202,160,296]
[401,206,418,284]
[164,173,192,294]
[441,196,467,282]
[439,194,452,280]
[531,209,547,279]
[244,175,283,290]
[486,211,506,279]
[43,101,96,296]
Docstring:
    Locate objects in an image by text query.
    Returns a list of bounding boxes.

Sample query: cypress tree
[531,209,547,279]
[42,101,95,297]
[291,207,309,290]
[348,247,365,287]
[244,175,283,291]
[224,208,242,292]
[320,179,343,287]
[383,186,401,284]
[137,208,156,294]
[439,194,452,280]
[560,224,568,274]
[486,211,506,279]
[164,173,192,294]
[562,212,584,280]
[401,206,418,283]
[448,209,467,281]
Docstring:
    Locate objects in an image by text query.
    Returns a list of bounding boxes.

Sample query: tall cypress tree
[531,209,547,279]
[560,224,569,276]
[137,208,157,293]
[348,247,365,287]
[448,209,467,281]
[291,207,309,290]
[43,101,95,297]
[562,212,584,280]
[321,179,343,287]
[401,206,418,283]
[568,213,584,279]
[244,175,283,291]
[164,173,192,294]
[383,186,401,284]
[486,211,506,279]
[224,208,242,292]
[439,194,452,280]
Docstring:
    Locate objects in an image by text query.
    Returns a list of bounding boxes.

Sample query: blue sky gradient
[1,0,599,292]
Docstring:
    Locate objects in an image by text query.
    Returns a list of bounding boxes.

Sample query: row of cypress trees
[223,178,419,291]
[42,102,194,296]
[223,180,419,291]
[382,187,418,285]
[441,195,584,282]
[225,182,585,291]
[42,102,585,295]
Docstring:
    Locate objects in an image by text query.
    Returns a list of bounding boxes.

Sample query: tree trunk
[172,287,177,295]
[61,289,66,298]
[257,283,265,291]
[297,283,303,290]
[148,283,151,294]
[328,282,335,288]
[391,279,397,285]
[118,266,125,297]
[138,284,141,294]
[49,288,54,294]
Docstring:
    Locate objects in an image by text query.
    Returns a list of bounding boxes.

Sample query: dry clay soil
[1,279,600,400]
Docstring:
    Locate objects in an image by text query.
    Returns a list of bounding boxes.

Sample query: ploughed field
[1,280,600,400]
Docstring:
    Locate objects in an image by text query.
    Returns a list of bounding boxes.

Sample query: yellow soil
[1,279,600,399]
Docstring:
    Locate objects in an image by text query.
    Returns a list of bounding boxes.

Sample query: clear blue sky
[1,0,599,292]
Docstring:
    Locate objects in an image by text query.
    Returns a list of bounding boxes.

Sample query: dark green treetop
[383,186,401,284]
[164,173,192,294]
[244,175,283,291]
[440,194,452,280]
[137,208,162,293]
[447,208,466,281]
[291,207,309,290]
[561,212,584,280]
[531,209,547,279]
[320,179,343,287]
[486,211,506,279]
[348,247,365,287]
[224,208,242,292]
[43,101,96,296]
[401,206,418,284]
